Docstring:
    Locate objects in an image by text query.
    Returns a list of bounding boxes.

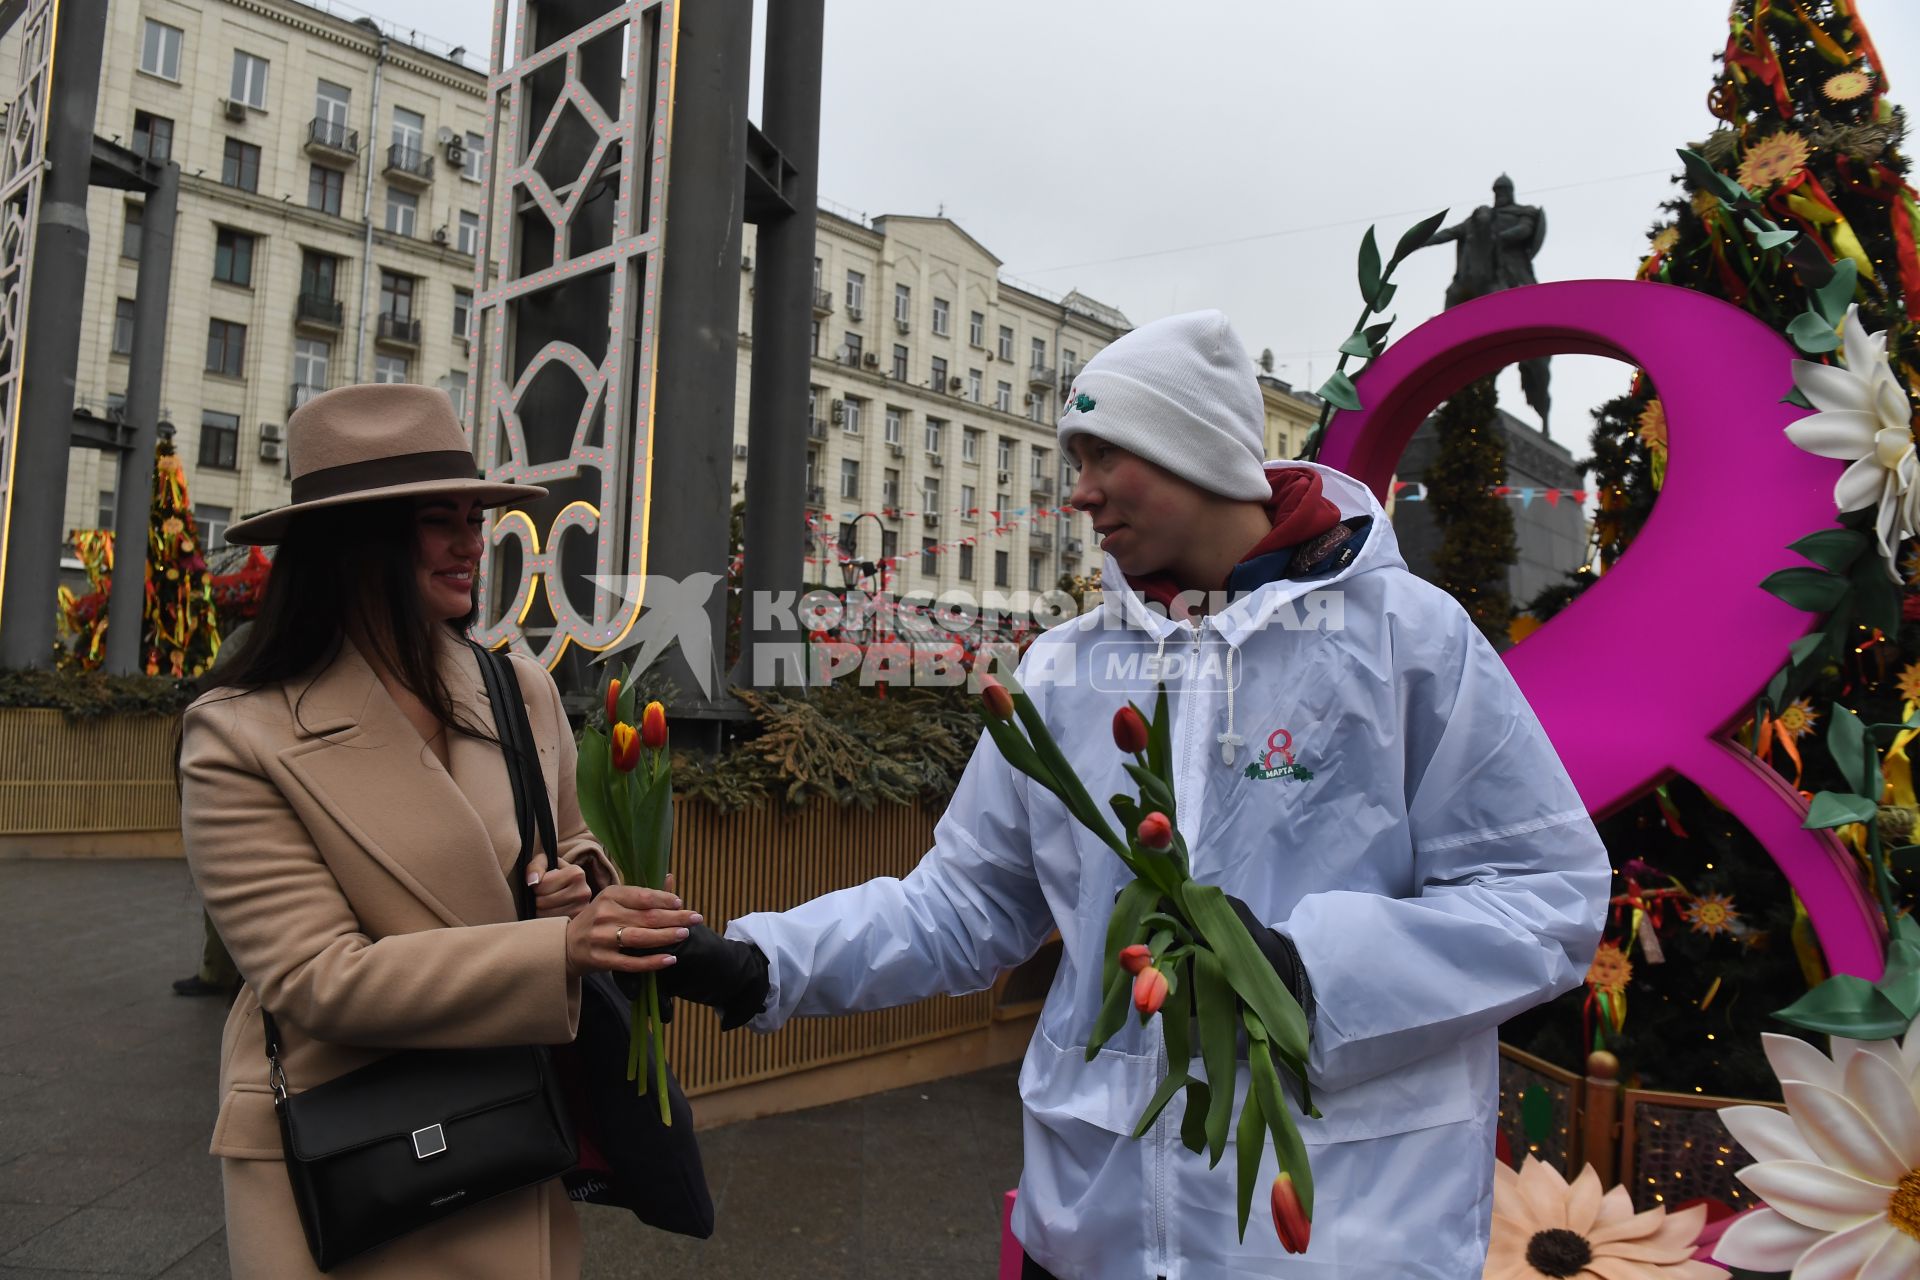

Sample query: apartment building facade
[62,0,487,554]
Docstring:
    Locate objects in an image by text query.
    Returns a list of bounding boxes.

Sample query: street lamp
[837,511,894,696]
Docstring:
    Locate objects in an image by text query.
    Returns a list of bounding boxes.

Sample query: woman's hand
[525,853,592,920]
[563,885,701,978]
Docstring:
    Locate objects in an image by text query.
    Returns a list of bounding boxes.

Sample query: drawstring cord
[1218,644,1241,766]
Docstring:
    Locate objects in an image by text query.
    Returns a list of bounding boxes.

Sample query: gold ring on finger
[615,926,626,948]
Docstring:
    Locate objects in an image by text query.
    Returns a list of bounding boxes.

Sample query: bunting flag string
[1391,481,1592,506]
[801,502,1079,573]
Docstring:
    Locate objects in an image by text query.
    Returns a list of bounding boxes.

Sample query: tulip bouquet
[576,668,675,1120]
[977,674,1316,1251]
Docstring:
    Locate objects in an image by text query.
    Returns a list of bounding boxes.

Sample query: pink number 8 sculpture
[1318,279,1884,980]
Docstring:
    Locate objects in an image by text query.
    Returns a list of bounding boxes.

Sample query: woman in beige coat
[180,384,697,1278]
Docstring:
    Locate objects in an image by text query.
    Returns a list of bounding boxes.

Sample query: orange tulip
[1118,943,1153,975]
[1270,1174,1310,1254]
[605,677,622,724]
[1137,811,1173,849]
[641,701,668,750]
[1112,705,1149,754]
[981,679,1014,721]
[611,722,641,772]
[1132,964,1168,1015]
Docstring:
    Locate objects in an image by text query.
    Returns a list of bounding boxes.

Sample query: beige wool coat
[180,629,616,1279]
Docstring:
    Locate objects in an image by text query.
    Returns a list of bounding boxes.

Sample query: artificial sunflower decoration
[1485,1158,1720,1280]
[1586,942,1632,996]
[1682,892,1740,938]
[1773,697,1819,742]
[1899,658,1920,705]
[1735,131,1812,190]
[1689,188,1721,221]
[1648,226,1680,257]
[161,516,184,537]
[1636,400,1667,450]
[1823,69,1873,102]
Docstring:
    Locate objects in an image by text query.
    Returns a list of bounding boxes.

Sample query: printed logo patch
[1070,392,1096,413]
[1243,728,1314,783]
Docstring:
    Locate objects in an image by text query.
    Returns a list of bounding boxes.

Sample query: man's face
[1066,436,1214,576]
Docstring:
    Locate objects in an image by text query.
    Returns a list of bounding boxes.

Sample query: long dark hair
[207,497,491,742]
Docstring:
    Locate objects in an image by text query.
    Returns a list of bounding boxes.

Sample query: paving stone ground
[0,859,1022,1278]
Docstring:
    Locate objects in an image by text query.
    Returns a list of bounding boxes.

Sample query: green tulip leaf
[1234,1071,1266,1241]
[1760,566,1848,613]
[1194,947,1238,1167]
[1086,964,1135,1059]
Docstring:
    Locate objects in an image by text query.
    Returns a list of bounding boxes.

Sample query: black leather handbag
[472,643,715,1239]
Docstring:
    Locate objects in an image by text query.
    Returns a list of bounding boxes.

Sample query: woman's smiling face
[413,495,485,622]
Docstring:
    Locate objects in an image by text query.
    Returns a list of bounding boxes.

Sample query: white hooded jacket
[727,462,1610,1278]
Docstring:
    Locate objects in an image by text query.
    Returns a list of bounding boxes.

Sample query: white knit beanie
[1057,309,1270,501]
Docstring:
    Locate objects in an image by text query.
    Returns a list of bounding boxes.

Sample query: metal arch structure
[471,0,680,671]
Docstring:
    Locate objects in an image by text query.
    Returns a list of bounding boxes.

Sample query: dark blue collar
[1224,517,1372,601]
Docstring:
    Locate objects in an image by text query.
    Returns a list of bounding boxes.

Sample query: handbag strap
[260,642,562,1092]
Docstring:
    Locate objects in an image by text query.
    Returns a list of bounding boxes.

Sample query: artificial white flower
[1785,305,1920,580]
[1714,1025,1920,1278]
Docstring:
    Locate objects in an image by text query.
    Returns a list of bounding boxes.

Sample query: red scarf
[1125,468,1341,617]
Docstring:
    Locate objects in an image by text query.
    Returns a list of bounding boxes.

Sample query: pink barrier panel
[999,1189,1022,1279]
[1317,279,1884,980]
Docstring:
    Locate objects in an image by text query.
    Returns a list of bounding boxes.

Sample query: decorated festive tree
[54,530,114,673]
[1505,0,1920,1098]
[143,436,220,678]
[1426,378,1516,642]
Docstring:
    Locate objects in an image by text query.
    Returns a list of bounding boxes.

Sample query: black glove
[621,924,770,1031]
[1227,895,1315,1028]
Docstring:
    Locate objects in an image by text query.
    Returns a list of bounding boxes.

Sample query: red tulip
[641,701,668,750]
[1132,965,1168,1015]
[1118,944,1153,975]
[1137,811,1173,850]
[981,679,1014,721]
[1112,705,1149,754]
[605,678,622,724]
[611,722,640,772]
[1270,1173,1310,1254]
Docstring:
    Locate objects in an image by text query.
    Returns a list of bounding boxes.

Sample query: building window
[882,468,899,505]
[299,250,339,301]
[308,165,344,215]
[1031,446,1050,479]
[840,458,859,500]
[457,210,481,256]
[843,397,862,434]
[994,550,1009,588]
[922,538,938,576]
[122,203,142,260]
[96,480,117,531]
[315,81,351,140]
[962,430,979,464]
[374,353,409,384]
[810,320,820,356]
[881,529,898,567]
[222,139,261,192]
[924,476,940,514]
[453,288,473,341]
[884,407,902,445]
[845,269,865,316]
[231,51,270,110]
[463,131,486,181]
[131,111,172,164]
[391,106,425,156]
[967,368,982,403]
[140,20,183,81]
[997,437,1013,471]
[198,504,232,550]
[1031,555,1046,591]
[1029,394,1047,423]
[997,491,1010,518]
[112,298,135,356]
[1063,348,1079,379]
[843,332,863,365]
[996,381,1011,413]
[379,270,416,321]
[205,320,247,377]
[385,189,418,236]
[961,483,976,514]
[932,297,950,337]
[925,418,943,455]
[894,283,911,326]
[959,543,974,580]
[891,344,908,381]
[969,311,984,347]
[1031,336,1047,369]
[930,355,947,392]
[838,521,858,555]
[293,337,330,403]
[198,411,240,469]
[213,228,256,287]
[446,371,469,421]
[812,256,822,290]
[998,325,1014,361]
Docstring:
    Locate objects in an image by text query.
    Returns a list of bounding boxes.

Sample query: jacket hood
[1092,461,1406,647]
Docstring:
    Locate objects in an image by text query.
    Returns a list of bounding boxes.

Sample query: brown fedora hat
[223,383,545,545]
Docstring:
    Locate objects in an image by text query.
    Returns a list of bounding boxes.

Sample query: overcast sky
[361,0,1920,466]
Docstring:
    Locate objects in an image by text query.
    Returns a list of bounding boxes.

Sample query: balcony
[305,117,360,162]
[295,291,343,331]
[384,143,435,188]
[376,311,422,347]
[1027,364,1057,389]
[289,382,327,414]
[811,288,834,315]
[808,418,829,440]
[1032,532,1055,553]
[806,486,826,507]
[1030,475,1055,496]
[1065,536,1084,556]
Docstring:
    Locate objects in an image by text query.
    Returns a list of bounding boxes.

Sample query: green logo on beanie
[1071,392,1096,413]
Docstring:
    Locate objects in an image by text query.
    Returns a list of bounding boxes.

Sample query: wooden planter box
[0,708,183,857]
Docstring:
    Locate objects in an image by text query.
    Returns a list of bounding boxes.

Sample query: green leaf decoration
[1826,704,1875,800]
[1677,148,1745,205]
[1802,790,1879,829]
[1781,385,1814,408]
[1789,529,1869,573]
[1369,282,1398,312]
[1338,331,1377,359]
[1760,566,1849,613]
[1752,224,1798,252]
[1362,318,1396,345]
[1787,309,1842,354]
[1390,208,1450,268]
[1788,632,1827,669]
[1848,551,1901,638]
[1317,370,1362,413]
[1357,226,1382,310]
[1880,939,1920,1020]
[1775,974,1913,1039]
[1812,258,1860,325]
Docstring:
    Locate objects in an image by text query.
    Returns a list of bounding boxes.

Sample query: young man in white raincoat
[662,310,1610,1278]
